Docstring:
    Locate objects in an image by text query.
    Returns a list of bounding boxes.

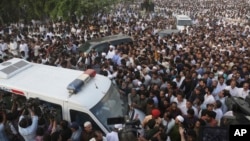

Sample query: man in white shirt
[213,100,223,124]
[201,87,216,109]
[236,82,249,99]
[161,111,175,135]
[225,80,239,97]
[106,45,115,59]
[182,100,198,117]
[18,109,38,141]
[19,40,29,59]
[173,91,187,114]
[106,124,121,141]
[215,76,227,96]
[9,39,18,56]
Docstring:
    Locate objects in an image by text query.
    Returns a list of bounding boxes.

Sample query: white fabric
[225,86,239,97]
[236,88,249,99]
[214,108,223,122]
[18,115,38,141]
[9,41,18,56]
[106,131,119,141]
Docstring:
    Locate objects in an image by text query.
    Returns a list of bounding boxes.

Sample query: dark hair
[207,111,216,119]
[19,117,32,128]
[147,98,154,105]
[187,108,195,116]
[60,120,69,129]
[93,130,103,138]
[215,100,222,108]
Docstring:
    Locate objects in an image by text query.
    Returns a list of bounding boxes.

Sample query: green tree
[0,0,119,24]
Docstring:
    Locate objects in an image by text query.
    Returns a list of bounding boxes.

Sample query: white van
[0,58,145,134]
[175,15,192,31]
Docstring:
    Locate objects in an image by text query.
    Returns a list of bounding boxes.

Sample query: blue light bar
[67,79,84,94]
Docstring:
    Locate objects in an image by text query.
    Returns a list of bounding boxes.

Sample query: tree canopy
[0,0,120,24]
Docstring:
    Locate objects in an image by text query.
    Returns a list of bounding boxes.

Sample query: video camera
[107,117,141,141]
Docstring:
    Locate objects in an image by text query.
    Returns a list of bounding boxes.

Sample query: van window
[94,43,109,53]
[177,20,192,26]
[39,100,63,122]
[70,109,102,132]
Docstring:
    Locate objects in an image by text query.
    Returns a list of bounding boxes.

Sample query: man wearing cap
[168,115,185,141]
[106,45,115,59]
[106,124,122,141]
[81,121,94,141]
[70,122,82,141]
[142,108,162,129]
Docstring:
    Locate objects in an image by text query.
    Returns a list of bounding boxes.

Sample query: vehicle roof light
[67,73,91,94]
[84,69,96,77]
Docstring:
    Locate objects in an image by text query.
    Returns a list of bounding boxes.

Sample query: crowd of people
[0,0,250,141]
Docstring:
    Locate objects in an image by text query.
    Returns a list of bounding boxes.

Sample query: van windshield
[177,20,192,26]
[90,83,127,130]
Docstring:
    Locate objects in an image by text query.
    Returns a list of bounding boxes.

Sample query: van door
[64,102,108,134]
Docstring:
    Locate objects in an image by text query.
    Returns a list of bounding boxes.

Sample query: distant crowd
[0,0,250,141]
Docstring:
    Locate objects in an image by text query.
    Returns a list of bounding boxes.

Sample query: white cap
[101,52,106,56]
[84,121,91,127]
[152,66,157,70]
[176,115,184,123]
[137,65,142,71]
[109,45,115,49]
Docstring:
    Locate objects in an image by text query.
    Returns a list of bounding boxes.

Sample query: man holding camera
[18,108,38,141]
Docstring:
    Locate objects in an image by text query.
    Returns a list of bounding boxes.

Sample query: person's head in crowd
[159,90,166,99]
[19,116,32,128]
[194,87,202,95]
[205,86,214,95]
[211,79,218,88]
[186,100,194,110]
[229,80,237,88]
[60,120,69,130]
[90,130,104,141]
[219,89,230,98]
[206,103,214,111]
[205,111,217,125]
[163,111,173,121]
[187,108,195,119]
[199,79,206,87]
[176,90,185,102]
[130,88,137,96]
[214,100,222,109]
[170,102,178,111]
[194,119,206,129]
[70,122,79,132]
[218,76,225,85]
[84,121,93,133]
[175,115,184,125]
[151,109,161,119]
